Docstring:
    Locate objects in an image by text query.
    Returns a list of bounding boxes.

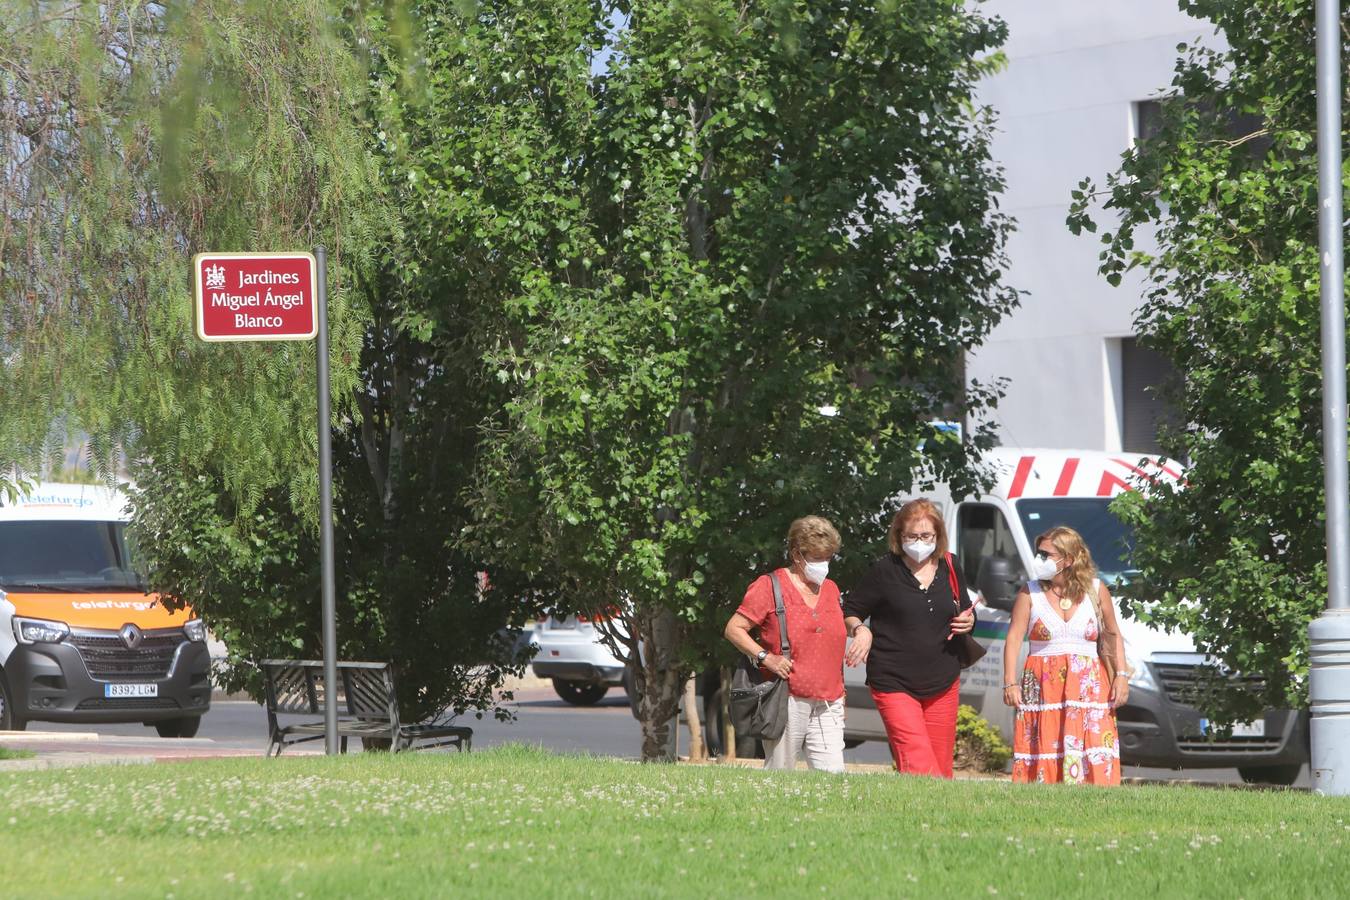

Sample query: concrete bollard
[1309,609,1350,795]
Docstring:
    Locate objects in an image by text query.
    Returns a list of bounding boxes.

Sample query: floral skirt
[1012,652,1120,785]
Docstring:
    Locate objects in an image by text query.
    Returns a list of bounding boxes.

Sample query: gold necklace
[1051,586,1073,611]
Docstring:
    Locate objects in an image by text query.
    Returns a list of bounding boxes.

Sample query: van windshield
[0,521,143,592]
[1015,498,1136,582]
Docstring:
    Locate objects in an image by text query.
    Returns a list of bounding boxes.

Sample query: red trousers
[871,678,959,778]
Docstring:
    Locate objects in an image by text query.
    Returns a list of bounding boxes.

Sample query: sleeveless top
[1026,579,1101,658]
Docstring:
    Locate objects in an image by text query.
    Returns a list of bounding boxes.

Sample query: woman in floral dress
[1002,526,1129,784]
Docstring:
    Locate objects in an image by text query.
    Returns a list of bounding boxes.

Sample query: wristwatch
[756,649,769,663]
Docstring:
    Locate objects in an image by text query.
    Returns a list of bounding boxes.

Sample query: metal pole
[315,246,339,755]
[1311,0,1350,795]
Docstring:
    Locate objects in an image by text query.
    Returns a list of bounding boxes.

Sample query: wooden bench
[260,659,472,756]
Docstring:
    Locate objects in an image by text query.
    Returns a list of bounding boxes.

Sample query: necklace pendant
[1058,597,1073,611]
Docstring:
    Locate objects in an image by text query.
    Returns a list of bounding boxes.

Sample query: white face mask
[802,560,830,585]
[1030,555,1059,581]
[901,540,936,563]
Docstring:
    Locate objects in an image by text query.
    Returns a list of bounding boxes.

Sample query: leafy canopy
[1068,0,1332,722]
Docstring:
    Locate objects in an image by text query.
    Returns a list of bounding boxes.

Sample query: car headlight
[183,618,207,642]
[14,617,71,644]
[1124,643,1156,691]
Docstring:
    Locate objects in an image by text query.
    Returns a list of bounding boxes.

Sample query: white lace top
[1026,579,1101,658]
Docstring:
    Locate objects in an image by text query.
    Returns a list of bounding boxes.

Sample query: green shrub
[954,704,1011,773]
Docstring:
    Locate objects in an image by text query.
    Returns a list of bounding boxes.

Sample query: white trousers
[762,694,846,773]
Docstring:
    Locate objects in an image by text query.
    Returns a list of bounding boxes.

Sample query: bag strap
[770,571,791,660]
[1088,577,1104,622]
[944,552,962,611]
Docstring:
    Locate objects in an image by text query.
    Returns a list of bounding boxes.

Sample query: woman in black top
[843,498,975,777]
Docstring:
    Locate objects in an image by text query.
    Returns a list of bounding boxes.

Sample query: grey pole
[314,246,339,755]
[1311,0,1350,795]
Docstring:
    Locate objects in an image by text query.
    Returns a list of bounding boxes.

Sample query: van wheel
[1237,764,1303,786]
[0,674,26,732]
[552,679,608,706]
[154,716,202,738]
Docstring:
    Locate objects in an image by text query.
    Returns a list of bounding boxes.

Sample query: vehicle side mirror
[976,556,1024,612]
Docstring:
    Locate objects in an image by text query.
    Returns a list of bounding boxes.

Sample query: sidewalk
[0,730,282,772]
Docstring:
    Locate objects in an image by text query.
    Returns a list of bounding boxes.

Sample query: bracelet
[850,624,870,638]
[1003,682,1017,689]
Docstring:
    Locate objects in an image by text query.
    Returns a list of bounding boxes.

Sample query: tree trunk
[635,605,685,762]
[720,665,736,761]
[683,676,704,761]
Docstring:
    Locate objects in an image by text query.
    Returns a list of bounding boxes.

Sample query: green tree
[0,1,534,723]
[1067,1,1332,724]
[411,0,1018,759]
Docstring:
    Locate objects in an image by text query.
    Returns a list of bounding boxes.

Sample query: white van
[0,482,211,735]
[842,449,1308,785]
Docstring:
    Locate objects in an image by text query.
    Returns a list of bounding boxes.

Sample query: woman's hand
[1002,683,1022,708]
[1110,674,1129,708]
[844,626,872,667]
[948,606,975,637]
[765,653,793,679]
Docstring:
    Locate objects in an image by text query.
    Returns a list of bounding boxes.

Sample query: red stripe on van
[1007,456,1034,499]
[1053,458,1080,496]
[1097,471,1132,496]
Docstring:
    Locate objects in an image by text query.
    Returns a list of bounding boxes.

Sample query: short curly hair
[887,498,949,558]
[786,516,841,561]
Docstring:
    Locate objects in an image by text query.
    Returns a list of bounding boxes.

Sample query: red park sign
[194,252,318,342]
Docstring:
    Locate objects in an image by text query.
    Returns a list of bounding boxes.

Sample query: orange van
[0,482,210,735]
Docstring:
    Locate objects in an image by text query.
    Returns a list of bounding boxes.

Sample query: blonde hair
[887,498,949,558]
[1035,525,1097,600]
[786,516,841,561]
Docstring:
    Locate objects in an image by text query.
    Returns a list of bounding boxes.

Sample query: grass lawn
[0,747,35,760]
[1,745,1344,898]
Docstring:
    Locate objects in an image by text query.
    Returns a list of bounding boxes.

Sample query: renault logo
[119,623,143,650]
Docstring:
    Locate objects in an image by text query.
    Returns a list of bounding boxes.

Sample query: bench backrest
[260,660,399,727]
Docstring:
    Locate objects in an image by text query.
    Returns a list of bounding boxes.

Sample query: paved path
[1,685,1309,786]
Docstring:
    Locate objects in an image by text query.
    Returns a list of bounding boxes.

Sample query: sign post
[313,247,338,756]
[194,249,340,755]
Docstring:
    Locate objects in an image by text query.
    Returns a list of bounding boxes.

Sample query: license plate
[104,683,158,698]
[1199,718,1264,737]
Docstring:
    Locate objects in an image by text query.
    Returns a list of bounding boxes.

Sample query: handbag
[945,552,988,669]
[729,572,792,742]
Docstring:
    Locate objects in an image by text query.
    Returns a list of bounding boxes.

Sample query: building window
[1133,97,1269,157]
[1120,337,1180,454]
[1134,99,1166,143]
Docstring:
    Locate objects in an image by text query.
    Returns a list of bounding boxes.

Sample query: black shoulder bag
[729,572,792,741]
[946,552,988,669]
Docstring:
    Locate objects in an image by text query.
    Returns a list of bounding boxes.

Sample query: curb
[1122,776,1307,792]
[0,754,156,772]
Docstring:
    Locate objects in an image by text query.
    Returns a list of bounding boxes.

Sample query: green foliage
[0,1,379,512]
[954,703,1011,772]
[1,1,531,722]
[130,458,532,723]
[1067,2,1329,722]
[431,0,1017,759]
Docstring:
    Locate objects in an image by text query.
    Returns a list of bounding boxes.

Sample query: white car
[529,614,628,705]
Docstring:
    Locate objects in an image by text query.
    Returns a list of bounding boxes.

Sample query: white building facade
[968,1,1223,452]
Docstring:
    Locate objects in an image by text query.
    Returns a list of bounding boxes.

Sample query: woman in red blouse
[723,516,848,772]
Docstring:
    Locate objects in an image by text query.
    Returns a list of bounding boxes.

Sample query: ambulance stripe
[1053,458,1079,496]
[1007,456,1034,499]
